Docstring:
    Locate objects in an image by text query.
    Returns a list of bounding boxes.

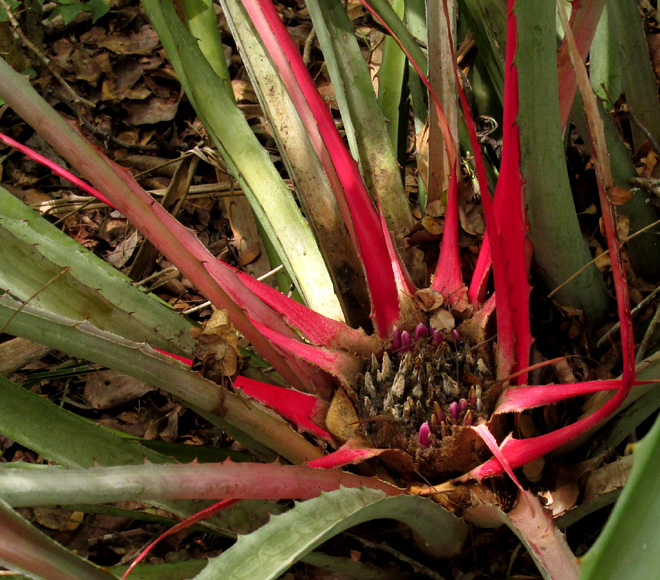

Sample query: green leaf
[48,0,108,23]
[0,374,168,468]
[589,5,622,106]
[306,0,421,283]
[193,487,468,580]
[219,0,369,324]
[0,462,399,507]
[598,0,660,152]
[579,411,660,579]
[51,3,86,24]
[87,0,110,22]
[0,0,21,22]
[0,186,194,358]
[361,0,427,72]
[0,498,115,580]
[141,0,344,322]
[0,374,282,536]
[516,1,609,325]
[0,293,319,464]
[458,0,505,103]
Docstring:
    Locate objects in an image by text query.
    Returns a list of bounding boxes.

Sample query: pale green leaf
[193,487,467,580]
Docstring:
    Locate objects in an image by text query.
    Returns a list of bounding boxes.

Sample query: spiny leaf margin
[192,487,467,580]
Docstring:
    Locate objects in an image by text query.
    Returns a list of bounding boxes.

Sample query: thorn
[391,372,406,402]
[441,420,451,438]
[363,396,373,417]
[364,371,377,399]
[467,385,476,407]
[430,412,439,434]
[412,383,423,399]
[381,351,393,380]
[433,401,445,424]
[402,398,412,421]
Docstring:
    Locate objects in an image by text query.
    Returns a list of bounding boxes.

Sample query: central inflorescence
[355,322,496,475]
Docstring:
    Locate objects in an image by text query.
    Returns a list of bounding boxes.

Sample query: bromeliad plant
[1,0,660,578]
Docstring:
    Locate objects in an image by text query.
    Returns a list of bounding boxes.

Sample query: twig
[133,265,179,288]
[183,265,285,314]
[635,300,660,363]
[52,197,96,226]
[302,27,316,67]
[548,217,660,298]
[343,532,447,580]
[0,0,95,108]
[35,186,244,216]
[597,281,660,349]
[620,103,660,161]
[630,176,660,199]
[0,267,71,336]
[78,113,160,151]
[133,152,194,178]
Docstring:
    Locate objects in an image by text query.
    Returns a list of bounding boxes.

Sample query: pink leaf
[466,387,629,479]
[356,1,467,309]
[448,0,531,382]
[234,375,332,440]
[307,445,385,469]
[432,172,469,310]
[0,132,114,207]
[250,319,363,386]
[0,132,316,393]
[472,425,524,492]
[495,379,627,412]
[244,0,402,337]
[122,499,238,579]
[236,271,382,358]
[557,0,607,132]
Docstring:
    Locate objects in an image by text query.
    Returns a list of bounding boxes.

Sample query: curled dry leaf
[429,308,455,332]
[582,454,633,501]
[425,199,446,218]
[83,369,154,410]
[414,287,444,311]
[421,215,443,236]
[605,186,632,206]
[231,79,258,103]
[325,387,360,443]
[124,94,181,125]
[98,218,130,246]
[33,508,85,532]
[598,214,629,243]
[106,229,140,268]
[538,481,579,517]
[594,246,611,272]
[97,24,161,56]
[458,201,486,236]
[615,214,630,241]
[191,307,240,379]
[72,49,111,87]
